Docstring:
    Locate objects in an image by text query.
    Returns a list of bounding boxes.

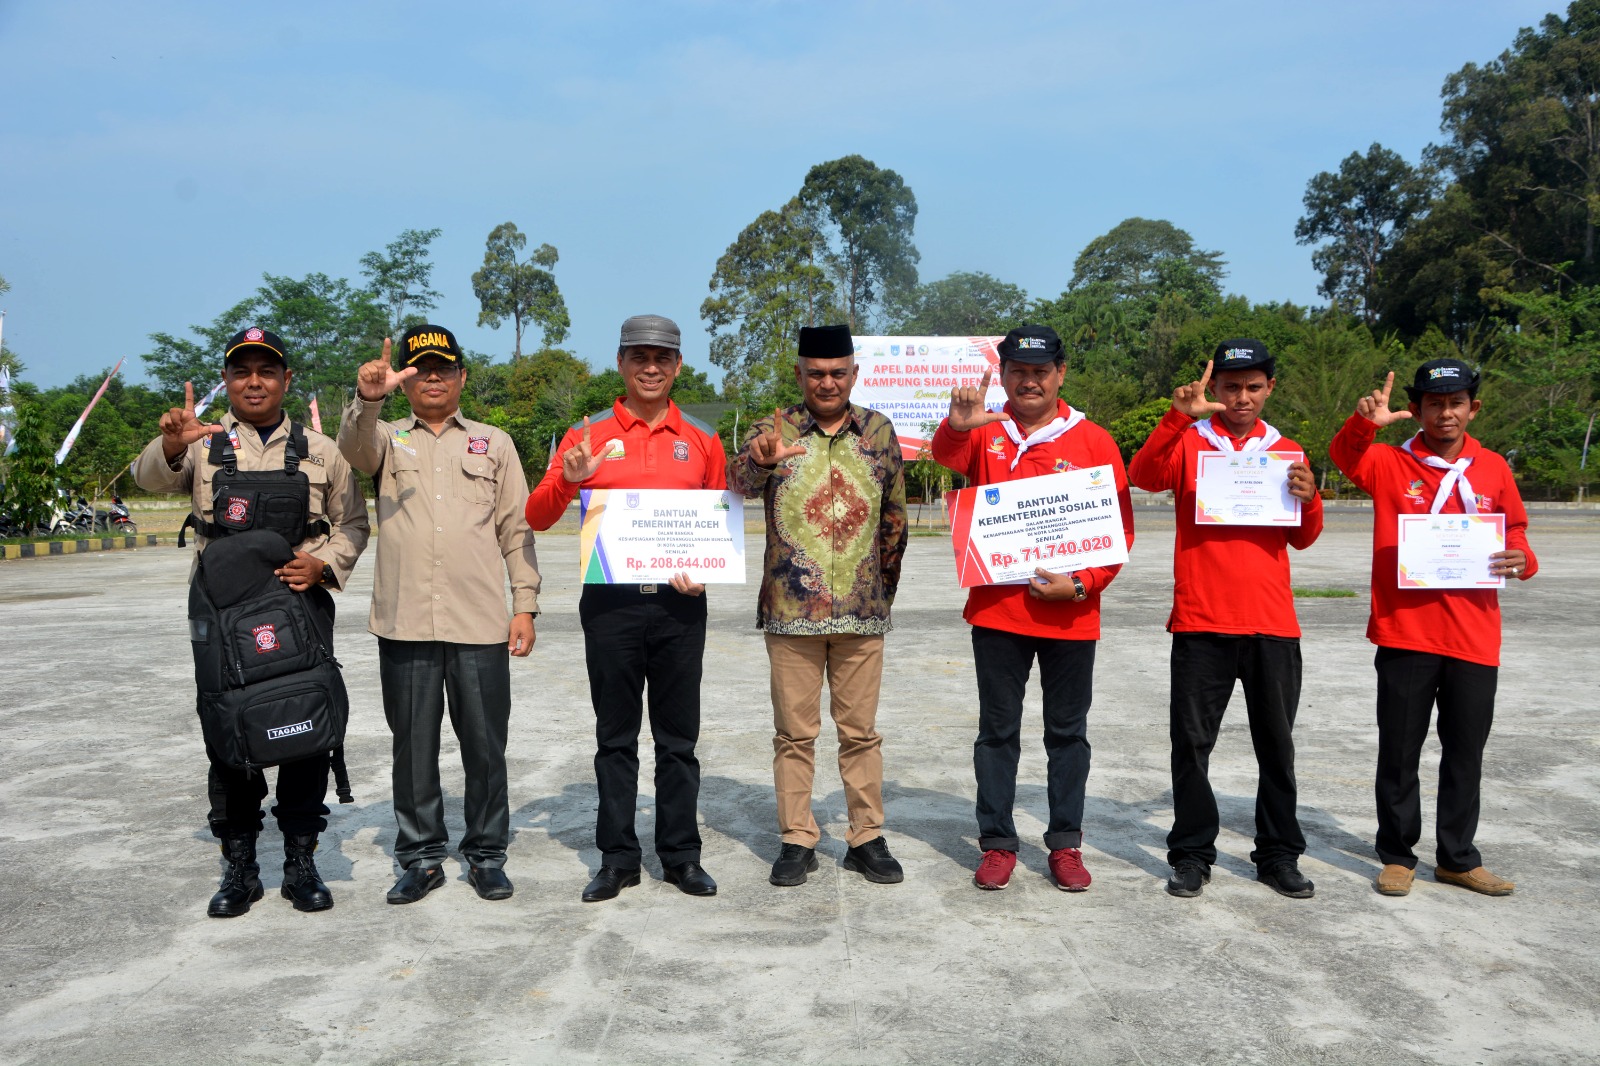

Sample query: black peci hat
[797,324,854,359]
[996,324,1064,364]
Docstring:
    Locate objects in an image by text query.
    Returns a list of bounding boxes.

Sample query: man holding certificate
[732,324,909,888]
[1331,359,1535,898]
[525,314,727,902]
[932,324,1134,892]
[1128,339,1323,900]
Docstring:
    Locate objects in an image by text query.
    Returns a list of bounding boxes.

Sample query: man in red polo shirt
[1331,359,1535,898]
[1129,339,1323,900]
[932,324,1134,892]
[526,314,726,903]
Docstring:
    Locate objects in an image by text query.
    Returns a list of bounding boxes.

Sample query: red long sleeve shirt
[932,399,1134,640]
[1329,414,1536,667]
[525,399,727,530]
[1128,408,1323,638]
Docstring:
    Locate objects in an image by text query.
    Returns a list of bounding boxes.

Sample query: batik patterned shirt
[733,403,907,635]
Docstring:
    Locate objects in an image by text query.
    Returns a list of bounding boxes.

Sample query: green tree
[256,272,388,413]
[359,227,444,335]
[799,155,919,331]
[1295,143,1436,323]
[142,297,259,394]
[472,222,570,359]
[1271,318,1398,489]
[1068,217,1225,303]
[0,401,58,530]
[891,271,1029,335]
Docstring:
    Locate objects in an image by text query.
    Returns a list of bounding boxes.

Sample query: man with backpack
[134,327,370,918]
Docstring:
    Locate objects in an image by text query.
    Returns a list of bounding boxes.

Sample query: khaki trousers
[765,632,886,848]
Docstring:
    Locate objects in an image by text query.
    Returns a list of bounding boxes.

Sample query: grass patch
[1293,587,1358,598]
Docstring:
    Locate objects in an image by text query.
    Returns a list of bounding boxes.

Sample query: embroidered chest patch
[467,436,489,455]
[604,439,626,460]
[673,440,690,462]
[987,435,1007,456]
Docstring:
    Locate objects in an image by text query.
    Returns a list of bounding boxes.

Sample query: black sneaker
[769,843,820,887]
[1257,861,1315,899]
[1166,860,1210,898]
[842,837,904,884]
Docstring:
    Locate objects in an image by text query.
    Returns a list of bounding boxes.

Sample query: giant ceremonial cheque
[130,315,1536,914]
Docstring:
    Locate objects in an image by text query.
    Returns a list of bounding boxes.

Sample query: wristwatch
[319,563,336,587]
[1071,575,1087,601]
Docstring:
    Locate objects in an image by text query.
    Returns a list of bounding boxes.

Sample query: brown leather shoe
[1435,865,1515,896]
[1375,864,1415,896]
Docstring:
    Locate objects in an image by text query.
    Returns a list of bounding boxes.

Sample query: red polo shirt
[1329,415,1536,667]
[932,399,1134,641]
[1128,408,1323,638]
[525,398,727,530]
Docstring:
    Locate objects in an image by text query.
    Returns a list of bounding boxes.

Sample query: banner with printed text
[850,336,1006,460]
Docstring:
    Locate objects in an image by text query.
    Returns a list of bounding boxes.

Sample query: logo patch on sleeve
[253,623,279,653]
[673,440,690,462]
[467,436,490,455]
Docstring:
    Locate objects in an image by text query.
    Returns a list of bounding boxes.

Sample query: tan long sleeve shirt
[132,412,370,587]
[338,396,540,644]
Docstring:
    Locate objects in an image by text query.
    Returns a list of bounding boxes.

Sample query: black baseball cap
[997,324,1064,364]
[1404,358,1480,401]
[797,324,854,359]
[1211,338,1274,377]
[224,326,287,366]
[399,324,463,365]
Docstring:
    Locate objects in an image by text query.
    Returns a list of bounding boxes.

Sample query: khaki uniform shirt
[132,412,370,587]
[338,396,540,644]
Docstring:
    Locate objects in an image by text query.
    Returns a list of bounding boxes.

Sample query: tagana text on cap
[1404,358,1479,400]
[224,326,288,366]
[1211,338,1273,374]
[797,324,854,359]
[399,324,462,365]
[618,314,681,351]
[997,324,1064,364]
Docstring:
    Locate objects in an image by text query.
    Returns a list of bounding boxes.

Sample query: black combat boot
[207,834,264,918]
[281,834,334,912]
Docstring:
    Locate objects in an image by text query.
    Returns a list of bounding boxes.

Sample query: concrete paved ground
[1,507,1596,1066]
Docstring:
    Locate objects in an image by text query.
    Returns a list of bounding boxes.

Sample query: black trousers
[971,625,1095,852]
[1374,647,1498,872]
[378,638,512,870]
[1166,633,1305,868]
[580,585,707,869]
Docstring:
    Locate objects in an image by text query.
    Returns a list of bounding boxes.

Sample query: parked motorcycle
[99,495,137,535]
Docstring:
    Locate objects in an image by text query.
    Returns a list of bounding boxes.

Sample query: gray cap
[618,314,681,351]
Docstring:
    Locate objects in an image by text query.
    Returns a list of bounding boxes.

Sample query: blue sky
[1,0,1559,392]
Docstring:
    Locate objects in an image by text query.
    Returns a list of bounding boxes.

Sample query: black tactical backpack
[189,529,348,772]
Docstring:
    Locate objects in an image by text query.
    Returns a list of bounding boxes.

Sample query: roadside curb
[0,534,172,561]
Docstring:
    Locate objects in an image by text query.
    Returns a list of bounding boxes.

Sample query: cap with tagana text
[399,324,463,365]
[1404,357,1479,401]
[618,314,681,351]
[1211,338,1274,376]
[996,323,1064,364]
[797,324,854,359]
[224,326,288,366]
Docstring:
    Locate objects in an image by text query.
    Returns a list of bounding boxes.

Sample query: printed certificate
[578,488,745,584]
[1194,450,1303,526]
[1396,513,1505,589]
[945,468,1128,588]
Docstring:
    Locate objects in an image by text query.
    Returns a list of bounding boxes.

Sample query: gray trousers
[378,637,511,870]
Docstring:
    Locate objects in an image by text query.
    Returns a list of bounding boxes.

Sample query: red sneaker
[973,849,1017,890]
[1049,848,1091,891]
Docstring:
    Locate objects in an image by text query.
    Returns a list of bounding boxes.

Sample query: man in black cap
[1331,358,1536,897]
[340,324,541,904]
[931,324,1135,892]
[733,324,909,887]
[133,326,370,917]
[1129,340,1323,899]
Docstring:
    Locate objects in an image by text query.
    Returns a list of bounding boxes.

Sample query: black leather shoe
[582,865,641,902]
[281,833,333,912]
[1166,860,1211,898]
[387,864,446,904]
[769,843,820,887]
[468,865,514,901]
[1258,861,1315,899]
[662,860,717,897]
[842,837,904,884]
[207,834,264,918]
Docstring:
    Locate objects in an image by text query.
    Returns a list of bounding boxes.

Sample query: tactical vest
[179,420,329,548]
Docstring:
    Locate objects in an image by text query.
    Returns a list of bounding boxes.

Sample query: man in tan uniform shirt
[134,326,369,918]
[338,323,540,904]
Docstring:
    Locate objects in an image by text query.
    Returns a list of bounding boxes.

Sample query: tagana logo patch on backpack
[225,497,250,523]
[253,623,279,654]
[467,436,489,455]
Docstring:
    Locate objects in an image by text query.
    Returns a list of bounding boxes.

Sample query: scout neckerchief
[1003,406,1084,471]
[1193,416,1281,452]
[1402,435,1479,514]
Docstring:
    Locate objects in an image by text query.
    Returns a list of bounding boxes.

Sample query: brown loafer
[1435,865,1514,896]
[1375,864,1415,896]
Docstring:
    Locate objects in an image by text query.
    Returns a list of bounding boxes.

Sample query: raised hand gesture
[356,337,417,401]
[561,416,607,484]
[748,408,807,467]
[1355,372,1414,427]
[159,380,227,460]
[948,369,1011,432]
[1173,359,1227,421]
